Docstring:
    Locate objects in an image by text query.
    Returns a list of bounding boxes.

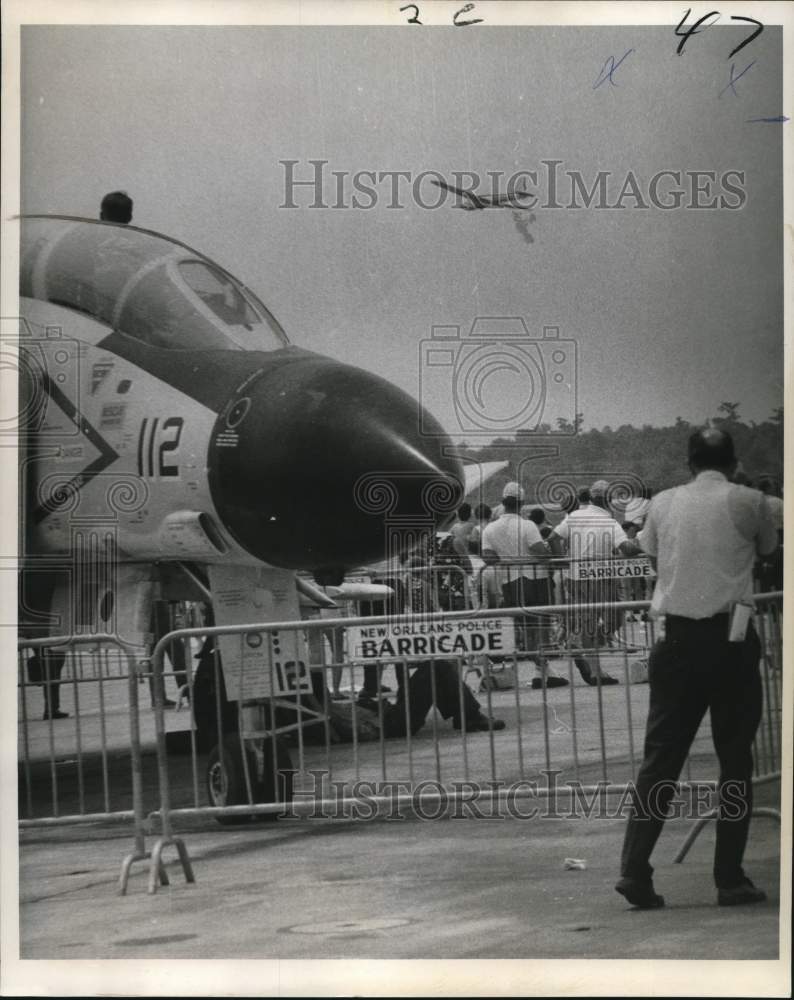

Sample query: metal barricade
[16,633,160,894]
[144,587,782,892]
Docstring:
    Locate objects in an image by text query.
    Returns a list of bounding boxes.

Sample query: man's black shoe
[531,675,569,689]
[43,709,68,721]
[454,714,506,732]
[587,674,619,686]
[718,878,766,907]
[615,877,665,909]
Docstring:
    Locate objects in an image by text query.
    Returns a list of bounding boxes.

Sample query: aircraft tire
[206,735,294,825]
[206,736,258,826]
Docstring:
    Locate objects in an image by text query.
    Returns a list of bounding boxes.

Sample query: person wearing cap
[481,482,567,689]
[549,482,640,685]
[616,429,777,909]
[622,486,653,530]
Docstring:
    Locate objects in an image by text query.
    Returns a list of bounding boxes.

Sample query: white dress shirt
[639,470,778,618]
[481,513,547,584]
[551,504,628,579]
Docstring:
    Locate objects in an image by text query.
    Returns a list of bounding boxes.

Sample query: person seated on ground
[359,554,504,735]
[384,658,504,736]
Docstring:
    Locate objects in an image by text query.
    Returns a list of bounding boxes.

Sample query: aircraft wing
[430,177,464,196]
[297,576,395,608]
[463,459,508,496]
[325,582,395,603]
[296,575,339,608]
[358,460,508,579]
[483,192,530,207]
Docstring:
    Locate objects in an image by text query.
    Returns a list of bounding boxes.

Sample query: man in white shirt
[550,481,638,685]
[482,482,567,689]
[616,429,777,910]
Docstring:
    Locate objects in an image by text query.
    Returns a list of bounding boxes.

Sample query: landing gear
[206,735,294,826]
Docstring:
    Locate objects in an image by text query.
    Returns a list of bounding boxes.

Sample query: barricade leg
[147,650,196,894]
[118,653,171,894]
[673,806,781,864]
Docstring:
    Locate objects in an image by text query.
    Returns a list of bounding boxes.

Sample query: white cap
[502,481,525,501]
[590,479,609,496]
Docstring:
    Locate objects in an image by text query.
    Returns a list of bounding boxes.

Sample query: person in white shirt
[616,429,777,910]
[482,482,567,689]
[550,481,639,685]
[468,503,492,556]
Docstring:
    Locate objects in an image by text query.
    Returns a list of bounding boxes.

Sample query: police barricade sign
[572,557,656,582]
[348,616,516,661]
[209,564,313,699]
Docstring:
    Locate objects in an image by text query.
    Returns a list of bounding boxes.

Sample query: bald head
[100,191,133,224]
[688,428,736,474]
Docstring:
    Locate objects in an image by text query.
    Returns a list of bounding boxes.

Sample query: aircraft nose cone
[208,353,462,577]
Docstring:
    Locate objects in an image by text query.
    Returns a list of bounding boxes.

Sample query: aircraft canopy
[20,216,289,352]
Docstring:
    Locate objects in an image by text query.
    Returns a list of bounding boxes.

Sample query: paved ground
[14,637,786,993]
[19,780,782,964]
[18,653,732,821]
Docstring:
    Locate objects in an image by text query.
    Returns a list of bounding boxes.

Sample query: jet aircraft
[429,177,535,210]
[14,215,505,806]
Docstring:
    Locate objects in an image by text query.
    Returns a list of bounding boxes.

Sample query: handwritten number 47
[675,9,763,57]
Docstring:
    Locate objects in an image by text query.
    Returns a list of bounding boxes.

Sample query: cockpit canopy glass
[20,218,288,352]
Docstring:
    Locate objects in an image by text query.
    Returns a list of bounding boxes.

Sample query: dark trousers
[501,577,554,661]
[28,650,66,716]
[361,663,384,695]
[389,660,481,736]
[620,615,763,889]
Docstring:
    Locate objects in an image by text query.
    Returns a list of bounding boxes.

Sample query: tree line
[458,403,783,504]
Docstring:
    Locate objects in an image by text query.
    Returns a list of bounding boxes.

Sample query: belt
[665,612,730,626]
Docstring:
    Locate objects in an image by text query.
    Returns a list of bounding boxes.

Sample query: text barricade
[572,558,656,582]
[348,616,516,661]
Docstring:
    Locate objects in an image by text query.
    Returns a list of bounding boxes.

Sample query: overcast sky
[20,24,783,436]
